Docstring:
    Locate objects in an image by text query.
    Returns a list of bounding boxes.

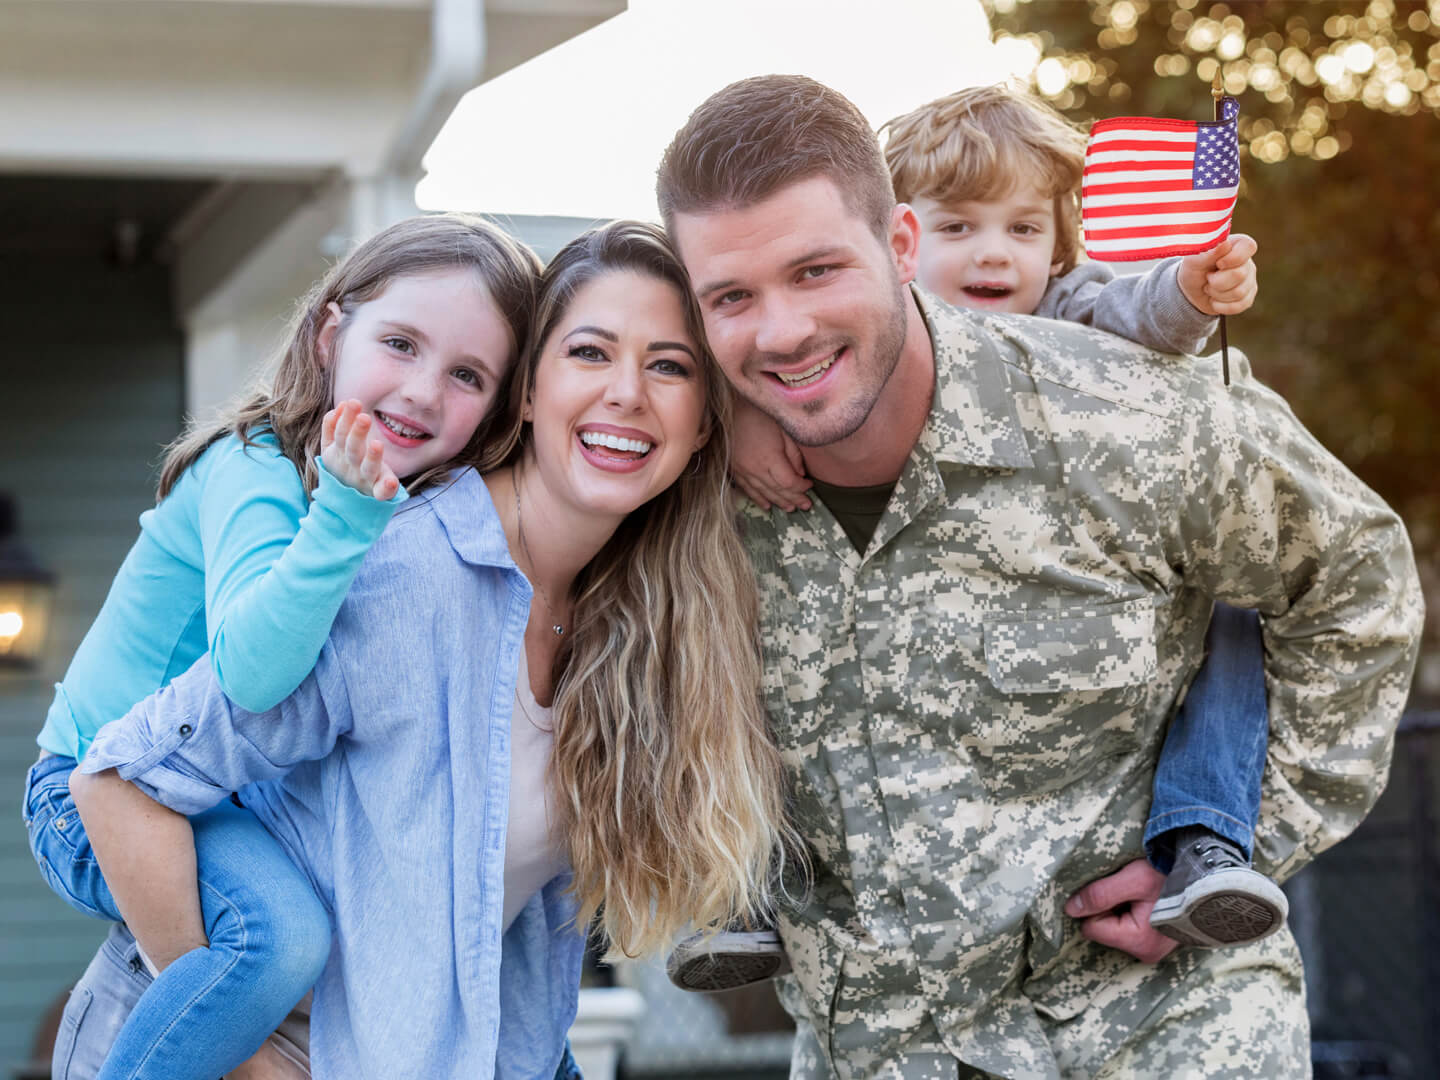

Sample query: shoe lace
[1191,838,1246,870]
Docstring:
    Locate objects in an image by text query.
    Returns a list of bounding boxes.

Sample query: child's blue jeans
[49,922,587,1080]
[1144,602,1268,873]
[23,752,332,1079]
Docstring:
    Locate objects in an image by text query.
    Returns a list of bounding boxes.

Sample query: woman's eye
[650,358,691,377]
[568,344,606,362]
[452,367,481,387]
[383,336,415,354]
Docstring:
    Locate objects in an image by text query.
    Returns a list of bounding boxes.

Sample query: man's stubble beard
[762,275,910,450]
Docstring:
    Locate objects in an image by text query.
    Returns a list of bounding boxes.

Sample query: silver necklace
[514,471,566,638]
[514,679,554,734]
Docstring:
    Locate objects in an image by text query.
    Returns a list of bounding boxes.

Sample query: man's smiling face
[669,176,912,449]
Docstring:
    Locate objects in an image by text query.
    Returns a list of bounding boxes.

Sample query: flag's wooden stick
[1213,71,1231,386]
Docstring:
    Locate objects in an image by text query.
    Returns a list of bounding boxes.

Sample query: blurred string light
[983,0,1440,165]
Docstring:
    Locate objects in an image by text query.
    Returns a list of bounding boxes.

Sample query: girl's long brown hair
[480,221,799,958]
[157,213,541,500]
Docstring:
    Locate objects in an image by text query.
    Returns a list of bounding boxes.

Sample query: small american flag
[1082,96,1240,262]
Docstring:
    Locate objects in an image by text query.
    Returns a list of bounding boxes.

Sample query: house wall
[0,252,184,1067]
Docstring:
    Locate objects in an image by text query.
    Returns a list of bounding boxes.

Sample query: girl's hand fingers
[321,408,340,450]
[333,401,362,447]
[344,412,372,467]
[371,454,400,501]
[374,474,400,502]
[359,438,385,484]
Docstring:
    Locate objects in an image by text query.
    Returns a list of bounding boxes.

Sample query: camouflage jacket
[743,288,1423,1077]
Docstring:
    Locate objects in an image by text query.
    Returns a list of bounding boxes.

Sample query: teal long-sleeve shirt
[39,431,402,760]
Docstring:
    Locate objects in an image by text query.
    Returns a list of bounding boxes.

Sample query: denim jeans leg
[94,798,332,1080]
[53,924,153,1080]
[1145,603,1269,871]
[22,755,123,923]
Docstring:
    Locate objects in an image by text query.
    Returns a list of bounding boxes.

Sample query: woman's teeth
[377,412,428,439]
[775,352,837,388]
[580,431,652,456]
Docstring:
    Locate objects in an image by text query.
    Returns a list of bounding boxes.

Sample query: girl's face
[526,269,709,523]
[320,269,513,480]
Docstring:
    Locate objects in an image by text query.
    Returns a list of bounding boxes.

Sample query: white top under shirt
[504,647,568,931]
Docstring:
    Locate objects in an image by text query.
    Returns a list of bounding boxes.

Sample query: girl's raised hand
[321,401,401,501]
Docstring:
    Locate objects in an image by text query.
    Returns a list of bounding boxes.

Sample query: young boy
[668,83,1285,993]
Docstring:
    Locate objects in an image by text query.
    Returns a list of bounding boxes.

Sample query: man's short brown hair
[657,74,895,241]
[880,83,1088,274]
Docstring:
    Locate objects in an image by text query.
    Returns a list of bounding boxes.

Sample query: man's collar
[911,286,1034,471]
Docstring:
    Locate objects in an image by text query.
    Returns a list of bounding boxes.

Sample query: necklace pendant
[553,624,565,637]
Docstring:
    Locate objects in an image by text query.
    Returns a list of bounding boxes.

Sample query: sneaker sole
[667,931,792,993]
[1149,868,1289,948]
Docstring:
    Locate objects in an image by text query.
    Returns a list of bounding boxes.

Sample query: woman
[61,221,793,1078]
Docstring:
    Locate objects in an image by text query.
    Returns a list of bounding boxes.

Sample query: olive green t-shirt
[808,477,897,553]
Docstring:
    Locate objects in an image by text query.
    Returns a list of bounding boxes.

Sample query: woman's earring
[687,453,704,477]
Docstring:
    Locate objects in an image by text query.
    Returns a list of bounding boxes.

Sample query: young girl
[23,212,542,1079]
[60,220,793,1078]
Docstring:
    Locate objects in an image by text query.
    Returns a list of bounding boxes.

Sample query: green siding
[0,254,184,1071]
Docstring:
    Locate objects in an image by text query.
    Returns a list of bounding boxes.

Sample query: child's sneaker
[1148,826,1289,948]
[666,928,791,992]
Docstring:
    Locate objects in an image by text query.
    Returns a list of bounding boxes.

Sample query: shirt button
[179,724,193,736]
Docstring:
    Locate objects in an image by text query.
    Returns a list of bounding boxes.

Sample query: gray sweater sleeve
[1035,259,1218,355]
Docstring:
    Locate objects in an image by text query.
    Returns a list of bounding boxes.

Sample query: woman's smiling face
[525,268,709,522]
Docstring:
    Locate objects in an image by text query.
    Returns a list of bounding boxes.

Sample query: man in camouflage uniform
[658,75,1424,1079]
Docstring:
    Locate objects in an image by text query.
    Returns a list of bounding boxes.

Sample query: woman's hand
[729,397,812,511]
[320,400,400,501]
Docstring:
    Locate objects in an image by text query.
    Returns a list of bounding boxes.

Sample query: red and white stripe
[1082,120,1237,261]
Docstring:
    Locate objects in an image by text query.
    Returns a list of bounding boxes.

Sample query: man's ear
[890,203,921,285]
[1051,258,1066,278]
[316,302,343,367]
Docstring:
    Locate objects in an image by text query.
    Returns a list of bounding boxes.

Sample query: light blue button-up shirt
[82,469,585,1080]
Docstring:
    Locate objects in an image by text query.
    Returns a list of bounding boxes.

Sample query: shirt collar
[408,467,518,570]
[912,286,1034,471]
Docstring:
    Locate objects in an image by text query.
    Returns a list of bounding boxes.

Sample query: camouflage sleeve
[1170,351,1425,882]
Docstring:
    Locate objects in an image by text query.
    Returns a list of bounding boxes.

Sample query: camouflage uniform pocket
[981,599,1157,693]
[977,599,1156,795]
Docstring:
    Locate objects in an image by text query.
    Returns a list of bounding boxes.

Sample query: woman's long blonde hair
[157,213,541,500]
[479,221,798,958]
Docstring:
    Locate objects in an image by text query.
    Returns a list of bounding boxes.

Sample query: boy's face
[911,182,1064,315]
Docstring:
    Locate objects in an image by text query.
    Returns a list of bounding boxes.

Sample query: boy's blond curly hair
[880,83,1089,275]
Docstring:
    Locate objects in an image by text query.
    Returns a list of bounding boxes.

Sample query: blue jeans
[53,927,585,1079]
[1144,603,1269,872]
[23,754,332,1079]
